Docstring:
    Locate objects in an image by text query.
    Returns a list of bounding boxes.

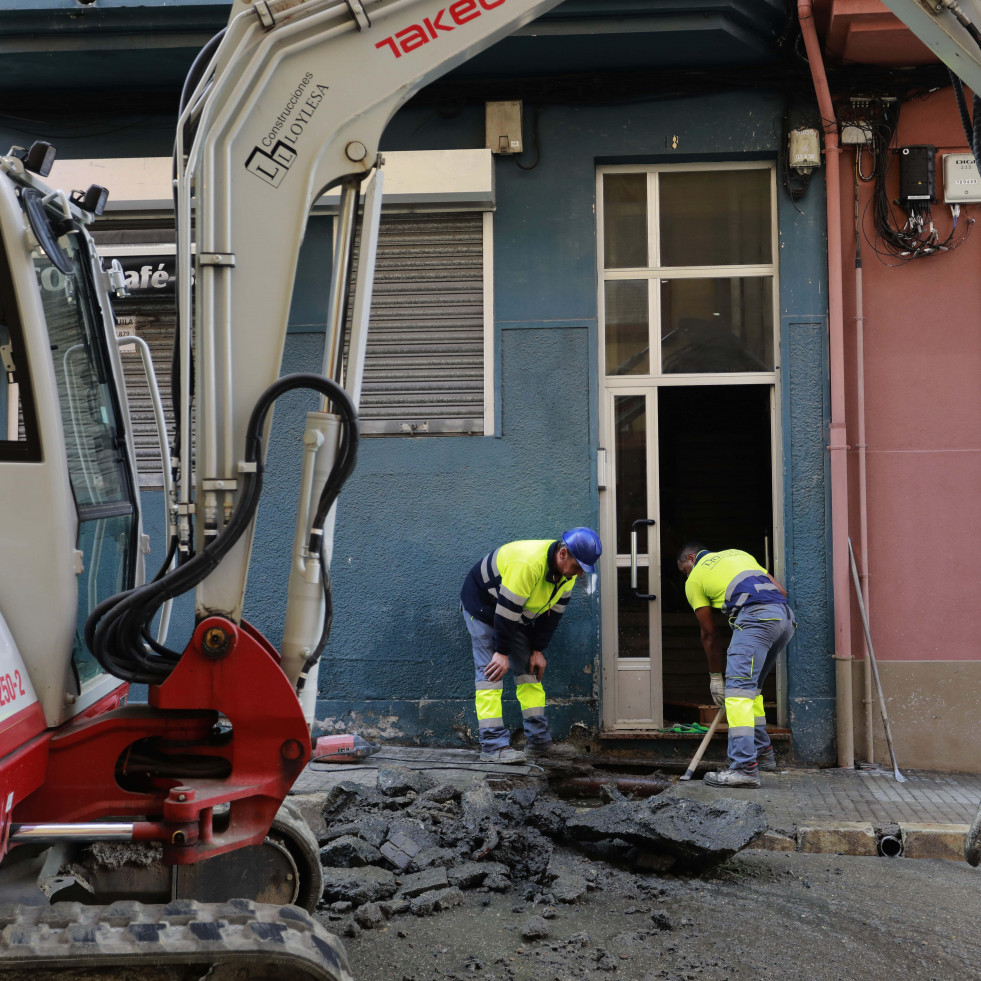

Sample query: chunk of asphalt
[419,783,461,805]
[377,767,437,797]
[491,826,553,880]
[358,814,390,849]
[528,799,576,839]
[320,835,384,868]
[397,867,449,898]
[564,795,767,870]
[353,902,388,930]
[321,782,363,820]
[447,861,509,889]
[521,915,551,940]
[319,822,362,845]
[408,846,458,872]
[409,886,464,917]
[483,872,511,892]
[380,898,411,917]
[551,874,588,904]
[388,818,438,852]
[461,783,500,831]
[322,865,398,906]
[434,886,465,911]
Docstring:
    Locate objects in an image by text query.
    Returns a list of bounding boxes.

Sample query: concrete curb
[752,821,971,861]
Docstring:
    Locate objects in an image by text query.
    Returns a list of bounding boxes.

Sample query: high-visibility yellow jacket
[685,548,786,614]
[461,539,575,657]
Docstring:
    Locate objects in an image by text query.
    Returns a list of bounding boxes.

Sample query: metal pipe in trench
[549,774,673,798]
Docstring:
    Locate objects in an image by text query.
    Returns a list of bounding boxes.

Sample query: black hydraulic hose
[179,28,226,116]
[85,374,358,685]
[949,69,981,164]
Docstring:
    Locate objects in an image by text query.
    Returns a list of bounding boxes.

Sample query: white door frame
[596,161,785,732]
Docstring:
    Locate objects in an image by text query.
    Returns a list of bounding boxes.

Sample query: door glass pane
[660,277,773,373]
[614,394,650,662]
[37,249,131,507]
[617,566,650,659]
[659,170,771,266]
[614,395,647,555]
[74,513,134,685]
[603,173,647,269]
[605,281,649,376]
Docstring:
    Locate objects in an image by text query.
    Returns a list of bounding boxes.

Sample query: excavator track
[0,898,352,981]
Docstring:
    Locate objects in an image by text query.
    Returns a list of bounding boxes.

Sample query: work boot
[703,765,761,788]
[525,741,577,760]
[479,747,527,764]
[757,748,777,771]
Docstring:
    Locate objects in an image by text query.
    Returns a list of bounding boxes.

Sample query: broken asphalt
[291,745,981,863]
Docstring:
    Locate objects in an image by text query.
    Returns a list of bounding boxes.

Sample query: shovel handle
[679,707,725,781]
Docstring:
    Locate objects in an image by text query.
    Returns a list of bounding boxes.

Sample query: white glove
[709,673,725,707]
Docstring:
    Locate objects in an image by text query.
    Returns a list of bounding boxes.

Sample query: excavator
[0,0,563,976]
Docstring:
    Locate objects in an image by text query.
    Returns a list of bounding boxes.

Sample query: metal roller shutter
[108,208,486,484]
[348,211,485,436]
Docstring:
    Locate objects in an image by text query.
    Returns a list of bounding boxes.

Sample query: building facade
[3,0,973,769]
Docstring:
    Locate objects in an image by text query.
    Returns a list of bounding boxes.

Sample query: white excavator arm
[84,0,564,714]
[879,0,981,97]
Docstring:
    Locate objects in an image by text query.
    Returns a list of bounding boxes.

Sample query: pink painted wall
[838,90,981,662]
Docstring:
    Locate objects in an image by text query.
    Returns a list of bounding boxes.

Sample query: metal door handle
[629,518,657,600]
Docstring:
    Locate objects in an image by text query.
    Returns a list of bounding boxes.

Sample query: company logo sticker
[245,73,330,187]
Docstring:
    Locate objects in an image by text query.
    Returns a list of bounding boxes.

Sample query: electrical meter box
[485,101,523,155]
[898,145,936,205]
[942,152,981,203]
[788,128,821,171]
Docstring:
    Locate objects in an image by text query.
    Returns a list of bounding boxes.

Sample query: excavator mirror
[23,141,56,178]
[22,188,74,275]
[71,184,109,217]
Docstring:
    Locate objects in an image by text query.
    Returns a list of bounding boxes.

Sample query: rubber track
[0,898,352,981]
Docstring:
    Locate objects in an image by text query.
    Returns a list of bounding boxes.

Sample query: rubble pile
[312,767,766,936]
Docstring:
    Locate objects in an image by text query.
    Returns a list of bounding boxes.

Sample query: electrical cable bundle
[85,374,358,686]
[849,98,974,262]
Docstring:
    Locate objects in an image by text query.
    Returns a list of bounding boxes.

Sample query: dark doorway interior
[657,384,777,714]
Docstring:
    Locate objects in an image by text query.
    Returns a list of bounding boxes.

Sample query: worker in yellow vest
[677,542,795,788]
[461,529,601,764]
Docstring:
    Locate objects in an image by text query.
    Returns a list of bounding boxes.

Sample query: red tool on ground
[313,734,380,763]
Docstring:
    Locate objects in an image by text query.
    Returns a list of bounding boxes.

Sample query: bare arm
[767,573,787,597]
[694,606,726,674]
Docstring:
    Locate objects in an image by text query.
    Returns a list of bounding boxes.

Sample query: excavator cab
[0,142,135,733]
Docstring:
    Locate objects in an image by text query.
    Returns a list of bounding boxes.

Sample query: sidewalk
[291,746,981,861]
[667,765,981,859]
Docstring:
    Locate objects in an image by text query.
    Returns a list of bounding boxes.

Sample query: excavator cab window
[29,201,140,686]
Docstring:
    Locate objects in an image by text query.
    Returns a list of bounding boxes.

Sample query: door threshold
[599,727,791,740]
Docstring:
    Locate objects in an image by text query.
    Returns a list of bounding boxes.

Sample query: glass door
[597,162,782,731]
